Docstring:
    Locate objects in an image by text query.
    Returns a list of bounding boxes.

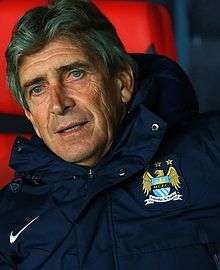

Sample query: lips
[56,121,89,134]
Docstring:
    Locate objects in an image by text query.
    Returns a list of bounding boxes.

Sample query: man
[1,0,220,269]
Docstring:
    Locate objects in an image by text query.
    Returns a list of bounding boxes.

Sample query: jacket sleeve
[204,112,220,160]
[0,189,17,269]
[192,112,220,206]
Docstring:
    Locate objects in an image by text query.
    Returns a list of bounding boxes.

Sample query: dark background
[151,0,220,112]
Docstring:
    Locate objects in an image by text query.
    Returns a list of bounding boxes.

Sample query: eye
[28,85,44,97]
[68,68,84,80]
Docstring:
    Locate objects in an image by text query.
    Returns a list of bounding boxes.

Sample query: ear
[24,108,42,138]
[116,66,134,103]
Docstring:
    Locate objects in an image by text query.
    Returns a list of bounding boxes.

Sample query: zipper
[88,168,95,180]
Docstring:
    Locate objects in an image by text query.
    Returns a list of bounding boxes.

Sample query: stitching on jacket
[73,223,81,270]
[107,192,120,270]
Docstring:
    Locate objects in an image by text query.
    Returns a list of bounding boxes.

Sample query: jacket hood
[130,54,199,127]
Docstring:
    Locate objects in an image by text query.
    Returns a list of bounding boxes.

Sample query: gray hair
[6,0,136,109]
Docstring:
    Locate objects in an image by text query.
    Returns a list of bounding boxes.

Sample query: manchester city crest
[142,160,183,205]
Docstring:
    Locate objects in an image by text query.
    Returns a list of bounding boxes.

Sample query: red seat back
[93,0,176,59]
[0,134,17,183]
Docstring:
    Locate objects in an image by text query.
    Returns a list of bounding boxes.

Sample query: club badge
[142,159,183,205]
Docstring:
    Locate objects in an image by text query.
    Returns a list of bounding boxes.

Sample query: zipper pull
[88,168,95,180]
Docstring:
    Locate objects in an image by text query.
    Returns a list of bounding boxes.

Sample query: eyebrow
[21,61,93,93]
[22,77,46,94]
[57,62,92,73]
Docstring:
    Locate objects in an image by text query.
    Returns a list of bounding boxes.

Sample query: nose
[49,83,75,115]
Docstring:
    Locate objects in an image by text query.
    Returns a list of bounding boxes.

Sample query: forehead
[18,38,90,85]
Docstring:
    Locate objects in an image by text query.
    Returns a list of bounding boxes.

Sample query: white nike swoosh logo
[10,216,39,244]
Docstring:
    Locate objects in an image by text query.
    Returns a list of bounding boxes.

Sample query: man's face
[19,38,133,166]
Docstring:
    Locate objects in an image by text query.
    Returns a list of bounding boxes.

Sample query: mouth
[56,121,90,135]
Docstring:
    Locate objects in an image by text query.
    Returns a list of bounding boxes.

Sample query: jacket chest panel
[108,152,220,269]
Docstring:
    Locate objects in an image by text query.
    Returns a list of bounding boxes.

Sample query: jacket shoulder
[0,184,13,214]
[160,111,220,155]
[182,112,220,149]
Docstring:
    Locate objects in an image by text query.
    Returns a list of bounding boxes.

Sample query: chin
[53,144,98,165]
[46,134,109,165]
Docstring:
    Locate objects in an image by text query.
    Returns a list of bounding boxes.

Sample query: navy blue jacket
[1,55,220,270]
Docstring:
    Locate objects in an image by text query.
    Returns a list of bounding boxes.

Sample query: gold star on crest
[154,162,162,167]
[166,159,173,165]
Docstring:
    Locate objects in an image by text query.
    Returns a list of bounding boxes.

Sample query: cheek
[75,83,113,135]
[98,86,122,128]
[28,107,50,137]
[86,79,122,134]
[73,78,110,119]
[88,88,113,126]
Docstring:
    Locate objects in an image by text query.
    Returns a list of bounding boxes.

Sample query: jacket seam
[74,223,81,270]
[107,192,120,270]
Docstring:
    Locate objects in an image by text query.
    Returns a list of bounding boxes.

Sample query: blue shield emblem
[151,175,170,197]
